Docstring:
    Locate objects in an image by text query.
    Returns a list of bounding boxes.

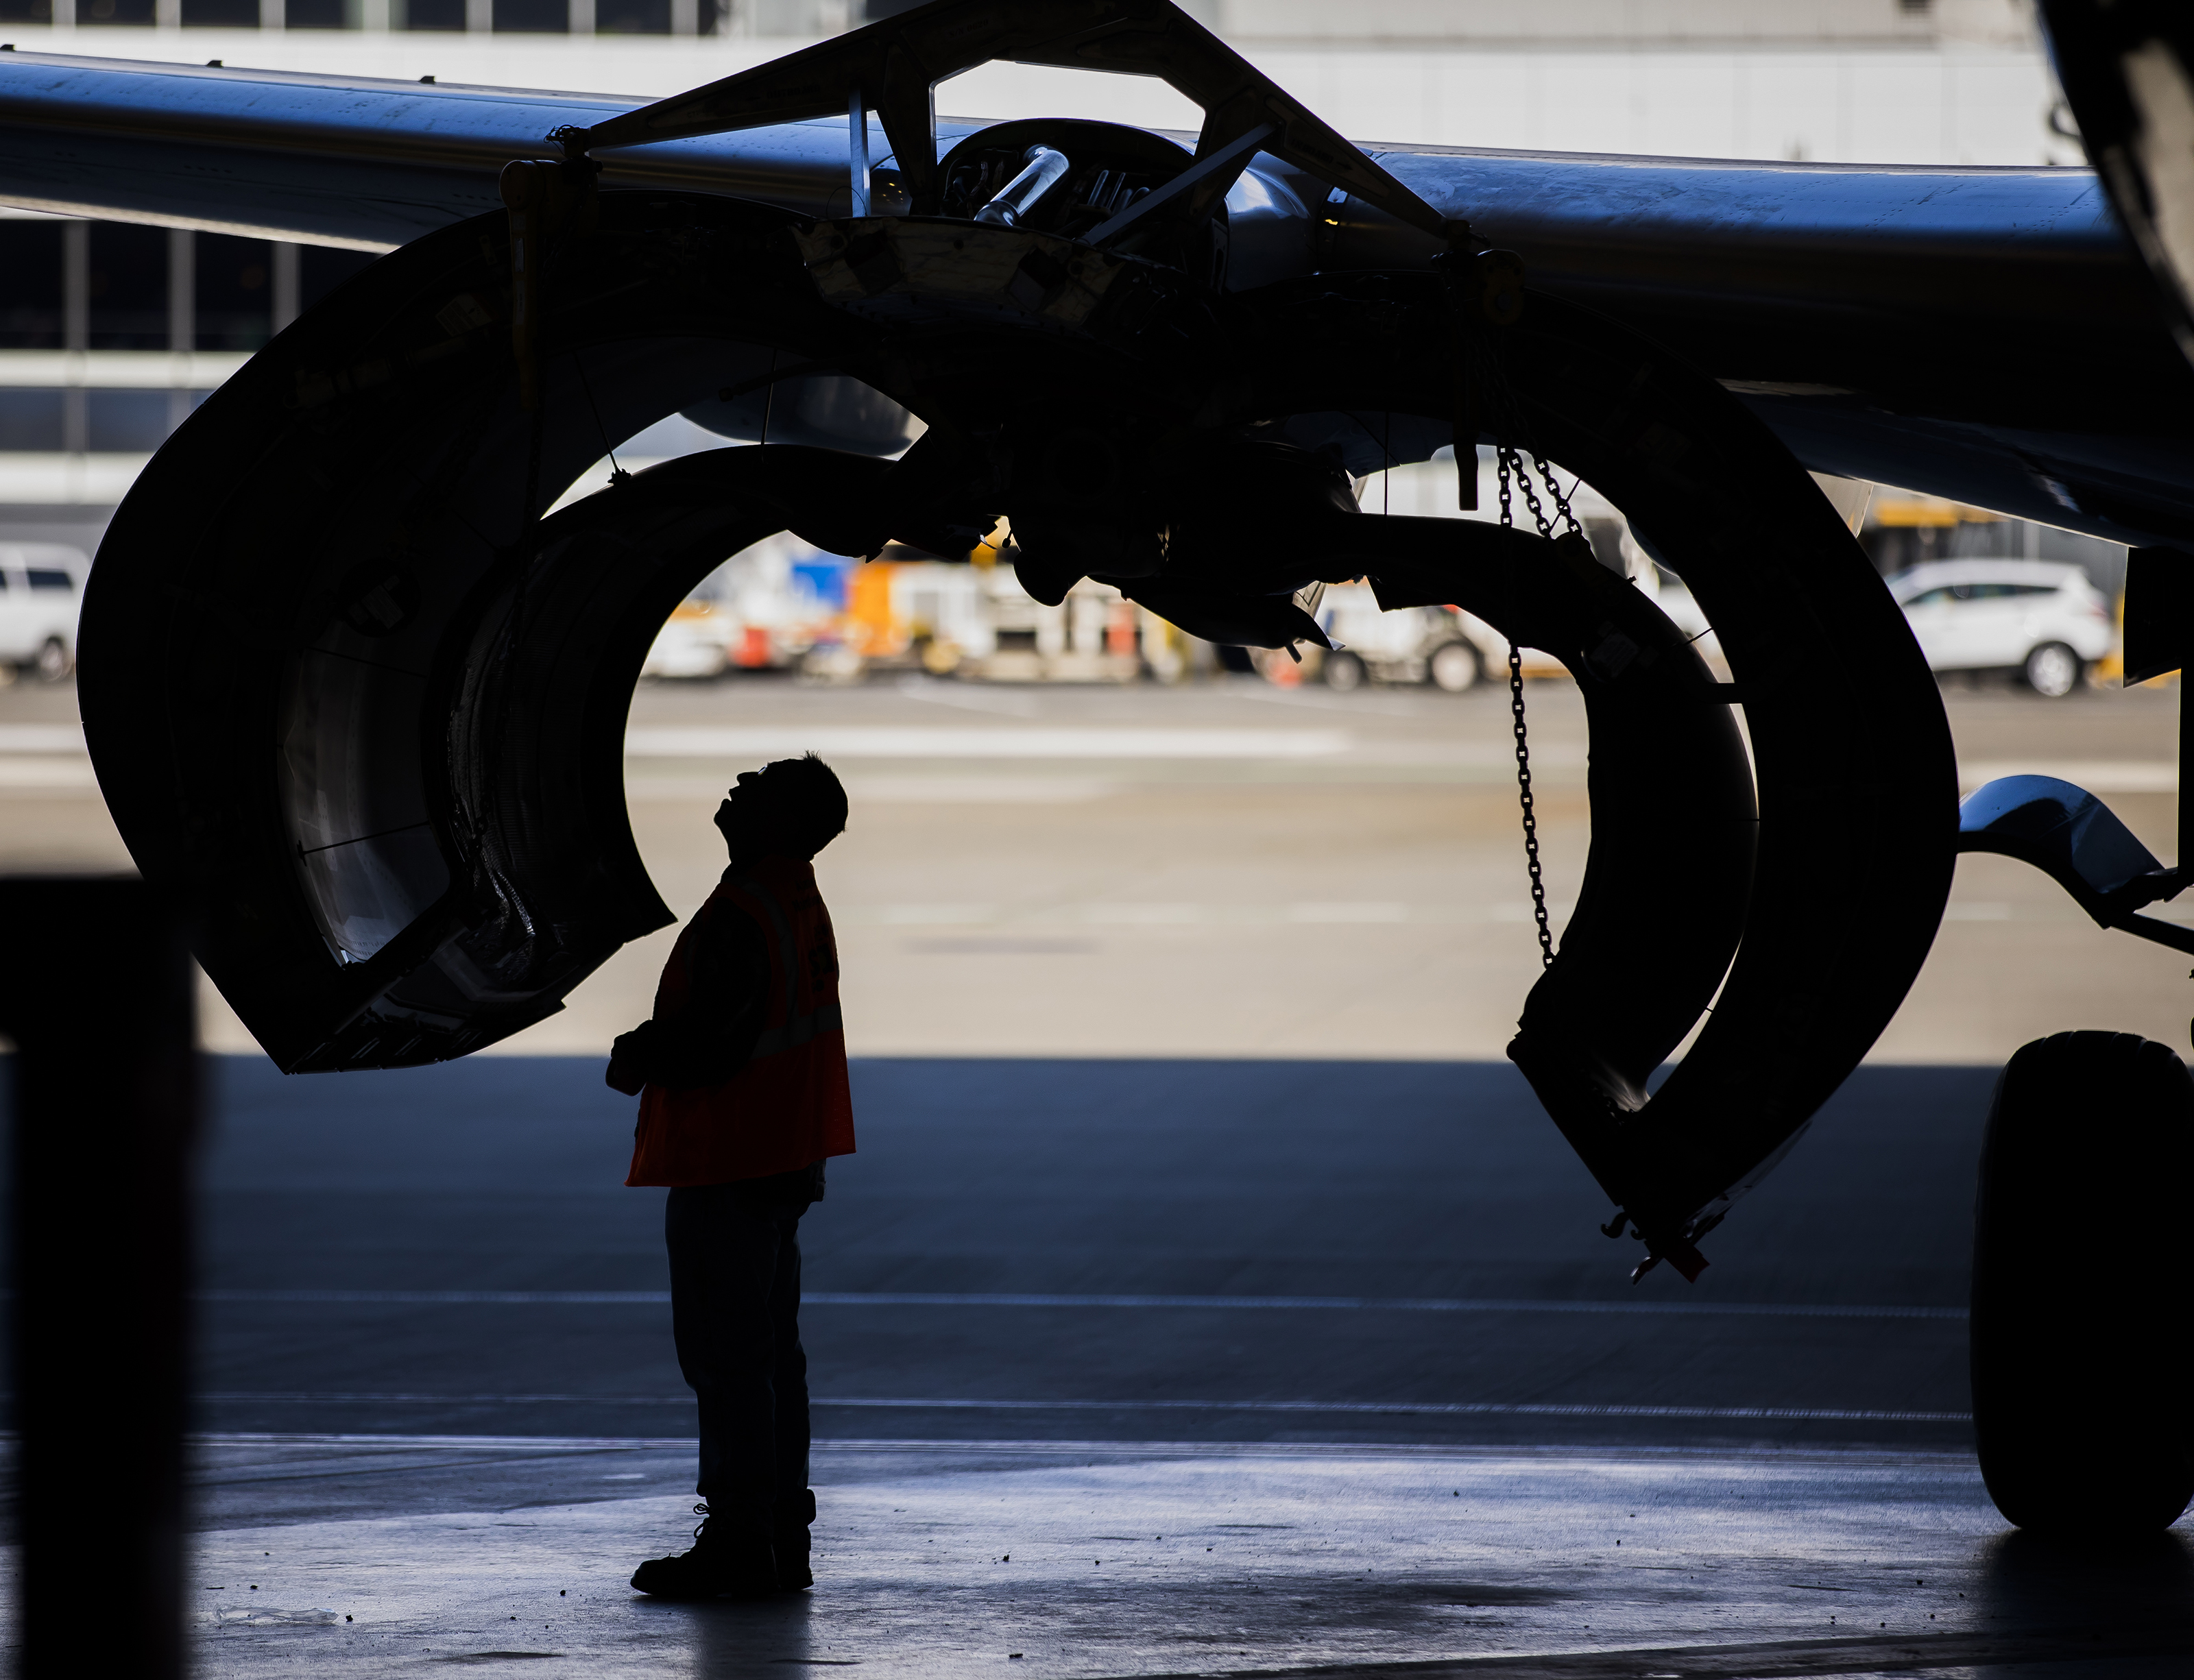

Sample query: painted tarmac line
[195,1288,1968,1321]
[199,1393,1973,1424]
[622,725,1356,759]
[188,1433,1981,1463]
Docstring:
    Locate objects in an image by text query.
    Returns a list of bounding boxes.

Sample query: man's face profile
[714,765,793,860]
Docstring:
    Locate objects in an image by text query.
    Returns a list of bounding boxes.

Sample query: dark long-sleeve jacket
[608,871,771,1093]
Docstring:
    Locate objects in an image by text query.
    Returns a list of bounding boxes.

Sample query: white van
[0,546,90,681]
[1316,582,1506,692]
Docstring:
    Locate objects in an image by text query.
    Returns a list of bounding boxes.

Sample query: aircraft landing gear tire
[1323,650,1366,692]
[1971,1031,2194,1535]
[1429,641,1480,694]
[2023,641,2081,698]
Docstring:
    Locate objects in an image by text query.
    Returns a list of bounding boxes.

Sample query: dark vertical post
[1,878,197,1680]
[2121,546,2194,864]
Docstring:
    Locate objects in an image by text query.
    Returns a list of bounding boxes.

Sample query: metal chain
[1530,448,1587,541]
[1497,445,1556,969]
[1508,446,1554,540]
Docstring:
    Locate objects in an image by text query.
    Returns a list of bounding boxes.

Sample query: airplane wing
[4,42,2188,544]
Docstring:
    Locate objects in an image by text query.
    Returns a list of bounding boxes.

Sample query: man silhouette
[607,753,855,1599]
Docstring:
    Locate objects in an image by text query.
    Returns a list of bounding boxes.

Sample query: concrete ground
[184,1436,2194,1677]
[101,1049,2194,1672]
[5,665,2192,1674]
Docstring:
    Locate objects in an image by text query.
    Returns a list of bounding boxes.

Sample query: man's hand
[605,1026,652,1097]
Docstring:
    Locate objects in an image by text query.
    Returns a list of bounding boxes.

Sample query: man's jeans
[664,1178,813,1534]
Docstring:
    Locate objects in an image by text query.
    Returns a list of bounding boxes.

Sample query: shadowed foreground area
[5,1056,2191,1673]
[196,1056,1992,1451]
[173,1437,2194,1677]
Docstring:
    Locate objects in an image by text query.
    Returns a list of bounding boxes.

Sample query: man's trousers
[664,1174,816,1535]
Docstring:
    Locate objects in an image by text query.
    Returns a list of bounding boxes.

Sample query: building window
[181,0,262,21]
[400,0,468,29]
[494,0,567,29]
[197,233,274,352]
[0,221,64,350]
[300,247,379,314]
[0,391,66,452]
[87,391,174,454]
[597,0,666,31]
[286,0,348,25]
[78,0,159,22]
[0,226,377,463]
[88,224,169,352]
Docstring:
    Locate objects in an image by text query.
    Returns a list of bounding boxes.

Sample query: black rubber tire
[1323,650,1366,692]
[1972,1031,2194,1534]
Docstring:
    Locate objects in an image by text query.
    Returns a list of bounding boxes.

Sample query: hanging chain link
[1530,448,1587,542]
[1498,445,1556,970]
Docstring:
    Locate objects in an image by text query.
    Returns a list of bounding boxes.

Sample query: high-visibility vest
[625,857,856,1187]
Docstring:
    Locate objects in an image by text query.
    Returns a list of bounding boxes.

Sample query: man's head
[714,754,848,863]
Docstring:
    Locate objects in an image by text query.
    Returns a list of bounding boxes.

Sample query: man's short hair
[764,753,848,859]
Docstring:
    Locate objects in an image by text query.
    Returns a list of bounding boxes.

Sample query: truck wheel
[34,637,71,683]
[1971,1031,2194,1535]
[1323,650,1365,692]
[1429,641,1480,693]
[2023,641,2080,697]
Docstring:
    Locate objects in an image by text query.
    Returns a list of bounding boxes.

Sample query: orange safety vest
[625,857,856,1187]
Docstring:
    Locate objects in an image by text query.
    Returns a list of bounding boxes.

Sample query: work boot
[773,1488,818,1592]
[630,1504,778,1600]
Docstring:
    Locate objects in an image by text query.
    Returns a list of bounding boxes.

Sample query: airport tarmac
[3,667,2189,1062]
[3,668,2191,1673]
[171,1051,2194,1672]
[181,1435,2193,1677]
[191,1054,1987,1448]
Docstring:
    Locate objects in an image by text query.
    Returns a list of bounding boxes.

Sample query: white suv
[0,546,89,682]
[1886,559,2114,698]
